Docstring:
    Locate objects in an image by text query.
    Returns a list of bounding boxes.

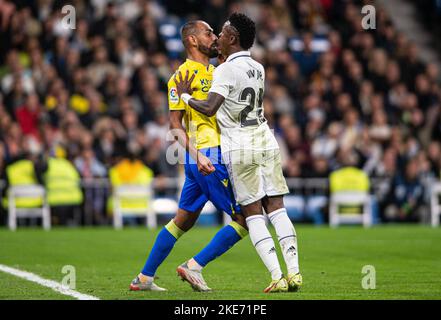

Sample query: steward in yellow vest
[108,157,154,214]
[330,167,370,193]
[44,157,83,206]
[2,156,44,208]
[329,166,370,214]
[43,157,83,225]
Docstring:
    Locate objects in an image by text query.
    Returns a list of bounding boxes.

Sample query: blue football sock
[193,225,242,267]
[141,226,180,277]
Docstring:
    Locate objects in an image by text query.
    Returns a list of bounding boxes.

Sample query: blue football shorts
[178,146,241,216]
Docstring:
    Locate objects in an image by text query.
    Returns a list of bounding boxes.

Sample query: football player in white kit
[175,13,302,293]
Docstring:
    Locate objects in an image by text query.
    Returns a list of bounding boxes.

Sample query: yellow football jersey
[167,59,220,150]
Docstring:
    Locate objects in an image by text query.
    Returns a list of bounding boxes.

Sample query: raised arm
[174,70,225,117]
[186,92,224,117]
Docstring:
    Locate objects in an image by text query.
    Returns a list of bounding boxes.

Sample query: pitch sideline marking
[0,264,100,300]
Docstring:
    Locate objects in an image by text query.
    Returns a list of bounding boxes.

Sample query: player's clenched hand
[174,70,196,97]
[197,152,215,176]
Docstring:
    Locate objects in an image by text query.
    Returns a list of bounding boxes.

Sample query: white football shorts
[222,147,289,206]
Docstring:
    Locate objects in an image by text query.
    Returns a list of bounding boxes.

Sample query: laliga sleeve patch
[169,87,179,103]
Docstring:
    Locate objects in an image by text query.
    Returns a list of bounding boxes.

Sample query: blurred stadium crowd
[1,0,441,225]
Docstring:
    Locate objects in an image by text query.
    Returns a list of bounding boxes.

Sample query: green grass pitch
[0,225,441,300]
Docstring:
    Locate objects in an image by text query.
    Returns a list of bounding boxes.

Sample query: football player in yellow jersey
[129,20,248,292]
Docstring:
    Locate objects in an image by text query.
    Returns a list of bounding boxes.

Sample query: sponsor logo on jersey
[169,87,179,103]
[221,179,229,187]
[200,79,212,93]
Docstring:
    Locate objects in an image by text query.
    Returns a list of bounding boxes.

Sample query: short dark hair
[228,12,256,50]
[180,21,200,48]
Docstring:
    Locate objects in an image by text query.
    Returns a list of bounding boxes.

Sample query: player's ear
[230,34,237,46]
[188,35,198,48]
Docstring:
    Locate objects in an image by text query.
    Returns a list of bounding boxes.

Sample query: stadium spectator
[329,150,380,223]
[15,93,41,139]
[74,145,107,225]
[383,157,427,222]
[108,146,154,224]
[0,0,440,225]
[74,146,107,179]
[1,144,46,226]
[303,156,330,224]
[44,156,84,226]
[293,32,320,77]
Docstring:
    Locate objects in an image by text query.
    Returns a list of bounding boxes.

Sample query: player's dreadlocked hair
[227,12,256,50]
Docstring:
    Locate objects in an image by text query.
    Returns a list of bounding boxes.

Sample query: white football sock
[268,208,300,274]
[246,215,283,280]
[138,273,153,283]
[187,258,203,271]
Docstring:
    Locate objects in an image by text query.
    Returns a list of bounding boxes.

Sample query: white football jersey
[209,51,279,152]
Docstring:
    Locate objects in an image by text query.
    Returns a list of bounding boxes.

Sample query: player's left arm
[175,64,230,117]
[187,93,225,117]
[174,70,225,116]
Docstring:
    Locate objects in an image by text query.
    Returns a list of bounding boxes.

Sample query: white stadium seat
[8,185,51,231]
[113,185,154,229]
[329,191,372,228]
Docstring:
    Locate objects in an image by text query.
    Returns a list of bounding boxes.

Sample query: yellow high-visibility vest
[330,167,370,193]
[44,157,83,206]
[3,159,43,208]
[330,167,370,214]
[108,159,153,214]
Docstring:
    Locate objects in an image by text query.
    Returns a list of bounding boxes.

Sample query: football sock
[141,220,185,277]
[138,273,152,283]
[187,258,203,271]
[268,208,300,274]
[246,215,283,280]
[193,221,248,267]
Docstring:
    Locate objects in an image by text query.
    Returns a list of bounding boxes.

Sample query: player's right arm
[169,110,214,175]
[168,74,215,176]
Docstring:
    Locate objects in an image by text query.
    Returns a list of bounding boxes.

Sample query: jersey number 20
[239,87,266,127]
